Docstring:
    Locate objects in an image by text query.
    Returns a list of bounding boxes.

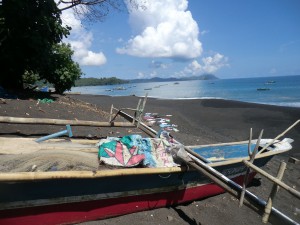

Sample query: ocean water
[71,75,300,107]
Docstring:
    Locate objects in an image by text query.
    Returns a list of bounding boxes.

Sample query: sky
[59,0,300,80]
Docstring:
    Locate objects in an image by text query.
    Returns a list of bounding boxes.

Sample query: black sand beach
[0,93,299,224]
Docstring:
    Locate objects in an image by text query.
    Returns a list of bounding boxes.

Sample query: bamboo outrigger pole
[0,116,135,127]
[243,160,300,199]
[257,119,300,155]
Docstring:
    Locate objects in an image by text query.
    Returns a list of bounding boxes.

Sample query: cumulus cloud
[116,0,202,59]
[177,53,229,77]
[60,4,107,66]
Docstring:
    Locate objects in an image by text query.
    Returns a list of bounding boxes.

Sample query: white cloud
[149,70,157,77]
[200,30,209,36]
[137,72,145,79]
[136,70,158,79]
[177,53,229,77]
[201,53,229,73]
[150,60,168,69]
[117,0,202,59]
[60,4,107,66]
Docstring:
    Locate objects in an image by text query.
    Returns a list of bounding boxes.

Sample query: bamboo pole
[0,167,185,181]
[243,160,300,199]
[0,116,135,127]
[180,153,298,225]
[239,129,263,207]
[137,93,148,128]
[109,104,113,122]
[257,120,300,155]
[262,161,286,223]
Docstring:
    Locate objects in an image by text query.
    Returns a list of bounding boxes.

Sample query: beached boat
[0,136,293,225]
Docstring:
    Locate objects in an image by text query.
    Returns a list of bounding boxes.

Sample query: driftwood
[0,116,135,127]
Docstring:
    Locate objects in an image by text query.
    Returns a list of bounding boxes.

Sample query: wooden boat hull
[0,174,256,225]
[0,157,271,225]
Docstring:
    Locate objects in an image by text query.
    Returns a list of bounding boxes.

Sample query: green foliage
[0,0,71,89]
[14,44,82,94]
[22,71,39,87]
[44,43,82,94]
[75,77,129,87]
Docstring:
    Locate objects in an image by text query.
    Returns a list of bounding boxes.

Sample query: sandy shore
[0,92,299,224]
[70,94,300,156]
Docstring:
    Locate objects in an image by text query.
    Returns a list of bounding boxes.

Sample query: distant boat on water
[174,82,179,85]
[257,88,270,91]
[114,87,126,90]
[144,88,152,90]
[265,80,276,85]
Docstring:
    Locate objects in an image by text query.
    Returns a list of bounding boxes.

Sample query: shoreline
[66,92,300,108]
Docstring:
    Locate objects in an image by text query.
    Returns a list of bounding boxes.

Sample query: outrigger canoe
[0,136,293,225]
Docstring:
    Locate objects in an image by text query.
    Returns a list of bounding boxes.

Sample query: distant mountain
[129,74,218,83]
[74,74,219,87]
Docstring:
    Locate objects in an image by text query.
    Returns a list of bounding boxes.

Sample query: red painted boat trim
[0,174,254,225]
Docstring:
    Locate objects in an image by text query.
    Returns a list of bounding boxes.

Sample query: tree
[0,0,143,91]
[0,0,70,89]
[45,43,82,94]
[56,0,145,21]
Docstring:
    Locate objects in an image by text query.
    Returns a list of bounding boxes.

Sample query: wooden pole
[180,153,298,225]
[248,128,253,156]
[243,160,300,199]
[239,129,263,207]
[240,128,252,207]
[135,99,142,125]
[0,167,185,181]
[137,93,148,128]
[109,104,113,122]
[262,161,286,223]
[0,116,135,127]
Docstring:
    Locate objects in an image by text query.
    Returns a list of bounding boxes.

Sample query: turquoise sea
[71,75,300,108]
